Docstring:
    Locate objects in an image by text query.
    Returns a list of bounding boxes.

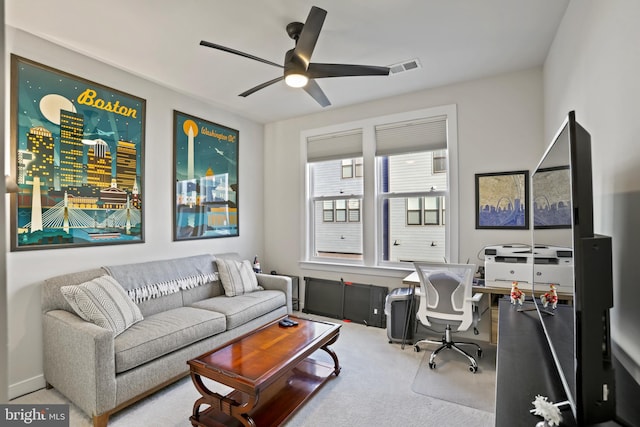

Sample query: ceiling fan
[200,6,390,107]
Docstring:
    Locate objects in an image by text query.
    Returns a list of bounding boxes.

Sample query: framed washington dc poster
[173,110,239,241]
[9,55,146,251]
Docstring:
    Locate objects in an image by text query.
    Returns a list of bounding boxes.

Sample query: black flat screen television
[531,111,616,425]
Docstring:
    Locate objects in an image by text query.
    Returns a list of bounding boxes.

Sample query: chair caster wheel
[477,349,483,358]
[429,362,436,369]
[469,365,478,373]
[413,345,420,352]
[474,327,479,335]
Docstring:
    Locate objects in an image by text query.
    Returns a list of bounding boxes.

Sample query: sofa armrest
[43,310,116,417]
[256,273,292,314]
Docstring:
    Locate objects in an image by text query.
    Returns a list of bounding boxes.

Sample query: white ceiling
[6,0,569,124]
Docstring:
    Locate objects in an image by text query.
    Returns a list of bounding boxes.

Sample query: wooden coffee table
[188,316,341,426]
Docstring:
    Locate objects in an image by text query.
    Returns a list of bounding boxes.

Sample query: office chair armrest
[469,292,484,303]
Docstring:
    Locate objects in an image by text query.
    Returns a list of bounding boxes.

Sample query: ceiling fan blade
[303,79,331,107]
[200,40,283,69]
[239,76,284,97]
[293,6,327,67]
[307,63,390,79]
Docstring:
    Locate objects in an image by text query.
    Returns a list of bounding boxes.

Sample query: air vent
[389,58,421,75]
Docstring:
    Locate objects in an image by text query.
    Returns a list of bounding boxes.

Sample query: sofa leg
[93,413,109,427]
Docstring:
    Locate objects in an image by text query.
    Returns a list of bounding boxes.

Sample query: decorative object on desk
[475,170,529,229]
[510,281,525,305]
[252,255,261,273]
[531,395,562,427]
[541,284,558,309]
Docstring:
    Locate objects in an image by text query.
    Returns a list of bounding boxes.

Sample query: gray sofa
[41,253,292,427]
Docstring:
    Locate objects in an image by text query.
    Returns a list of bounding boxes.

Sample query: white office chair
[412,262,484,373]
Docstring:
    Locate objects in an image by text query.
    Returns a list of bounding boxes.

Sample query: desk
[496,298,640,426]
[402,272,573,344]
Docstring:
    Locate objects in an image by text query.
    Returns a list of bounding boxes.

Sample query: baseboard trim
[9,374,46,400]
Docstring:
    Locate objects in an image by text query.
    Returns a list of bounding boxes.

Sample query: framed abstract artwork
[475,170,529,229]
[173,110,239,240]
[9,55,146,251]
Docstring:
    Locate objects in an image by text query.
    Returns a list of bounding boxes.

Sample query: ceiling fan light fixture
[200,6,388,107]
[284,72,308,88]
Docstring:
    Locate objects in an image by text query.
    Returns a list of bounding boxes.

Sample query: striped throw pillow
[61,275,143,336]
[216,258,261,297]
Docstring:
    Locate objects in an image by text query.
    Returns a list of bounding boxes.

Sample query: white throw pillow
[61,275,143,336]
[216,258,261,297]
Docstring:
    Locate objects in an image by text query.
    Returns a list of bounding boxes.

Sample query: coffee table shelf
[190,357,336,427]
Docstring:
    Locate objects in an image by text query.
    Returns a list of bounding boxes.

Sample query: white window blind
[307,129,363,162]
[375,116,447,156]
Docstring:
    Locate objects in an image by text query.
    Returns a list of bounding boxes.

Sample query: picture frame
[532,165,572,229]
[9,55,146,251]
[173,110,239,240]
[475,170,529,229]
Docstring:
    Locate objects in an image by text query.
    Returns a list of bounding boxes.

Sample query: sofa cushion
[60,275,143,337]
[215,258,261,297]
[114,307,226,373]
[191,290,286,330]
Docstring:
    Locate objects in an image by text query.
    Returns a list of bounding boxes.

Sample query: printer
[484,244,573,292]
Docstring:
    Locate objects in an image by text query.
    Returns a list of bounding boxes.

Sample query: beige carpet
[411,339,497,413]
[11,315,495,427]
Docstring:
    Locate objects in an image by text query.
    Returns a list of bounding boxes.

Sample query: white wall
[544,0,640,373]
[263,68,544,291]
[4,28,265,398]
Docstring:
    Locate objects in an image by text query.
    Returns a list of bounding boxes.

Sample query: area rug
[411,340,497,412]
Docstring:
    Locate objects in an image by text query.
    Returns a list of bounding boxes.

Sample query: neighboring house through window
[304,105,459,268]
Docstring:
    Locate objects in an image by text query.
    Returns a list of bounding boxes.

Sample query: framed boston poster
[9,55,146,251]
[173,110,239,240]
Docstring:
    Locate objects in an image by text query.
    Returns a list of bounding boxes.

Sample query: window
[307,130,364,259]
[321,198,362,223]
[341,159,353,178]
[406,196,445,226]
[354,159,363,177]
[323,201,334,222]
[424,196,440,225]
[335,199,347,222]
[433,149,447,173]
[348,199,361,222]
[407,197,421,225]
[341,159,363,179]
[304,105,458,267]
[378,151,448,263]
